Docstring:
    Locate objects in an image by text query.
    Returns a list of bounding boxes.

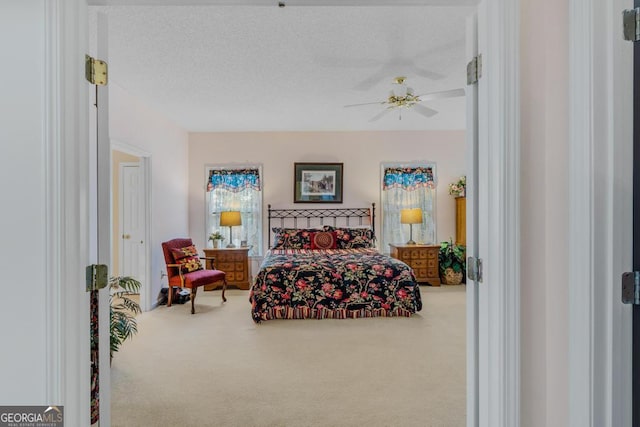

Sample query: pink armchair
[161,238,227,314]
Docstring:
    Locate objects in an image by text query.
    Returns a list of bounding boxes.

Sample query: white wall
[109,83,189,305]
[0,0,48,403]
[188,131,466,255]
[520,0,569,425]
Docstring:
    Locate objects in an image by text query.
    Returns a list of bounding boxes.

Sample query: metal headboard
[267,203,376,247]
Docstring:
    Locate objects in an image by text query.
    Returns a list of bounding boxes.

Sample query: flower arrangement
[209,231,225,242]
[448,175,466,197]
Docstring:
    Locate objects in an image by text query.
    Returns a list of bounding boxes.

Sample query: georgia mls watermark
[0,406,63,427]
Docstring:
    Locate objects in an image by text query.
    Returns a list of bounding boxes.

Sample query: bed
[249,204,422,323]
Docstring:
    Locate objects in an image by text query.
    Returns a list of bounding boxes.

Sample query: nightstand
[389,244,440,286]
[203,247,251,290]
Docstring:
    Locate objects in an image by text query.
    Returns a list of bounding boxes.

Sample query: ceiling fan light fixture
[344,77,464,121]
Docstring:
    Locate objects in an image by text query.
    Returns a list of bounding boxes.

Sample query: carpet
[111,285,466,427]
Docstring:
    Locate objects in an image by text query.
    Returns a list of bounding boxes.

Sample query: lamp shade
[220,211,242,227]
[400,208,423,225]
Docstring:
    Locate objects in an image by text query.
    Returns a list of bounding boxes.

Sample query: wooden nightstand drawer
[217,252,233,262]
[218,262,234,271]
[412,259,427,268]
[203,247,251,290]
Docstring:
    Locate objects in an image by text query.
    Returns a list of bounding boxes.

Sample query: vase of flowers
[448,175,466,198]
[208,231,225,248]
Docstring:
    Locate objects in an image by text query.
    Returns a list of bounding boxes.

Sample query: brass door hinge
[467,54,482,85]
[86,264,108,292]
[85,55,108,86]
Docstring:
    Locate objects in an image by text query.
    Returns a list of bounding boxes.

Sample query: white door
[119,162,147,291]
[90,11,112,427]
[465,12,480,427]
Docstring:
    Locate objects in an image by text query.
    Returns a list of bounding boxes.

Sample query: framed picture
[294,162,343,203]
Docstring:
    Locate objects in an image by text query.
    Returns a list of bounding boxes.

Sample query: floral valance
[207,168,261,192]
[382,166,435,190]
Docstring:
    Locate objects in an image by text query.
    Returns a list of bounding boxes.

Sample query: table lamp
[220,211,241,248]
[400,208,423,245]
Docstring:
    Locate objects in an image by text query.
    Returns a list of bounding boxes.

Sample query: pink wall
[520,0,569,425]
[110,83,190,306]
[188,131,466,255]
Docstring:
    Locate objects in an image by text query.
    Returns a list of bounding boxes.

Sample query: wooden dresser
[203,247,251,290]
[389,244,440,286]
[455,196,466,246]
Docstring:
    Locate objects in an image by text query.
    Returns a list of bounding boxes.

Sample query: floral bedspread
[250,248,422,323]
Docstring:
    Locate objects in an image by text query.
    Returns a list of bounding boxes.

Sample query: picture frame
[294,162,343,203]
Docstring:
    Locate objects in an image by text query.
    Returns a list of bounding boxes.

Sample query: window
[206,166,262,255]
[381,164,436,252]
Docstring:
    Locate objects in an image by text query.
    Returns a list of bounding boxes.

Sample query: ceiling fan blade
[413,103,439,118]
[353,64,395,91]
[344,101,387,108]
[411,65,445,81]
[416,88,466,101]
[369,108,394,122]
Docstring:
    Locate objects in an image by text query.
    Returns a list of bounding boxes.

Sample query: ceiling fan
[344,76,465,121]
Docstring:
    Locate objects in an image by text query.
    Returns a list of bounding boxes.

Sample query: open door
[632,1,640,422]
[88,11,112,427]
[465,12,479,427]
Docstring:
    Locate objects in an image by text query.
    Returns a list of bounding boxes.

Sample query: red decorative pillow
[310,231,337,250]
[170,245,202,273]
[171,245,198,260]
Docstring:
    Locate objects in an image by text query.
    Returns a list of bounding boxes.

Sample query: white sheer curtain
[381,164,436,253]
[206,167,262,255]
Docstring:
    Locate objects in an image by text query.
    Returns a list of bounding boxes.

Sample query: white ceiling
[91,3,476,132]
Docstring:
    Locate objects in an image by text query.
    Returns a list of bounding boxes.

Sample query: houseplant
[448,175,466,197]
[208,231,225,248]
[438,239,466,285]
[110,276,141,362]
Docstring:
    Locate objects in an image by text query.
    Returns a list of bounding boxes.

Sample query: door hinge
[86,264,109,292]
[622,271,640,304]
[85,55,108,86]
[467,256,483,282]
[623,8,640,42]
[467,54,482,85]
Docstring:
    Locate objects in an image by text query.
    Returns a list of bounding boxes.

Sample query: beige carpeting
[111,285,466,427]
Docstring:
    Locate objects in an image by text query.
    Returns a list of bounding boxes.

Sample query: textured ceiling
[92,5,476,131]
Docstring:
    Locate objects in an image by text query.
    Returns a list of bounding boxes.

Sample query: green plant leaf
[109,276,141,361]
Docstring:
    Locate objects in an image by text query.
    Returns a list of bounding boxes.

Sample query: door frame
[48,1,91,425]
[568,0,634,425]
[56,0,631,426]
[112,140,153,312]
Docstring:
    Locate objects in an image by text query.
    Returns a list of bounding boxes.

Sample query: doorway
[112,147,152,312]
[88,2,517,427]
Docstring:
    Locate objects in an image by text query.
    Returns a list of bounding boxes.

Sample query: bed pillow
[271,228,316,249]
[310,231,337,250]
[323,226,375,249]
[170,245,203,273]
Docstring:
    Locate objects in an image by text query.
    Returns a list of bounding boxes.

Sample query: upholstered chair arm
[166,263,185,286]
